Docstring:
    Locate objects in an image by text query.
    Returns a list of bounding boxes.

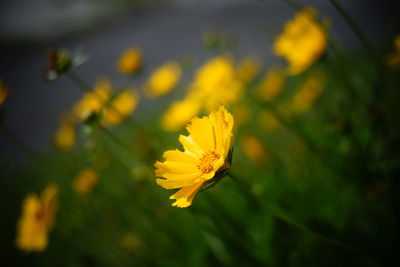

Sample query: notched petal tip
[171,198,192,208]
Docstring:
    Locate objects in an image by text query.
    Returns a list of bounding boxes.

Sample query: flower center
[197,151,220,174]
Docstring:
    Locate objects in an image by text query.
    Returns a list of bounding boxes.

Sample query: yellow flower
[189,55,243,112]
[160,98,201,132]
[145,61,181,98]
[16,184,58,252]
[161,56,243,132]
[236,56,261,83]
[73,78,139,126]
[54,112,76,151]
[155,106,233,208]
[257,67,285,102]
[240,135,268,166]
[289,70,325,114]
[117,47,142,75]
[73,168,98,195]
[386,35,400,69]
[274,7,327,75]
[0,79,9,105]
[73,78,111,122]
[102,89,139,126]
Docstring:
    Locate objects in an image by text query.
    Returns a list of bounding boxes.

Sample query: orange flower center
[197,151,220,174]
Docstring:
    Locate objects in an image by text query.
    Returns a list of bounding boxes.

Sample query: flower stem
[327,0,385,102]
[225,171,383,266]
[0,125,37,159]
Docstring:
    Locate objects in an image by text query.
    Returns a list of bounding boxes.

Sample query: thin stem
[249,97,351,178]
[66,72,92,93]
[328,0,377,67]
[225,171,382,266]
[99,126,138,160]
[279,0,302,10]
[328,0,384,102]
[0,126,37,159]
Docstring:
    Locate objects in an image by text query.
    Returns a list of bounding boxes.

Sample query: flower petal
[169,182,204,208]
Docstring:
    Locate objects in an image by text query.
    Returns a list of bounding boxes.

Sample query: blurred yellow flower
[155,106,233,208]
[54,112,76,151]
[160,98,201,132]
[73,78,111,122]
[236,56,261,83]
[73,168,98,195]
[161,56,243,132]
[117,47,142,75]
[0,79,9,105]
[259,111,282,131]
[241,135,268,166]
[189,55,243,112]
[289,71,325,114]
[73,78,139,126]
[103,89,139,126]
[274,7,327,75]
[145,61,181,98]
[16,184,58,252]
[386,35,400,69]
[257,67,285,102]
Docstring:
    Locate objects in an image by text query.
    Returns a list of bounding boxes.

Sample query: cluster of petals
[155,106,233,207]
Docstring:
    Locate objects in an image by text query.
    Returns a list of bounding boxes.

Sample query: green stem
[328,0,377,67]
[0,125,37,159]
[328,0,384,102]
[225,171,382,266]
[279,0,302,10]
[249,98,351,178]
[99,126,141,161]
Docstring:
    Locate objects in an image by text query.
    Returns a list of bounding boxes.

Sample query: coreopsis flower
[160,56,243,132]
[117,47,142,75]
[236,56,261,83]
[160,98,201,132]
[288,70,325,114]
[189,56,243,112]
[102,89,139,126]
[73,78,111,122]
[155,106,233,208]
[386,35,400,69]
[274,7,327,75]
[257,67,286,102]
[145,61,181,98]
[240,135,268,166]
[0,79,9,105]
[73,168,98,195]
[54,112,76,151]
[16,184,59,252]
[73,78,139,126]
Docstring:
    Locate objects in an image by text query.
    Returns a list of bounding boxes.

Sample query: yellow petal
[169,182,204,208]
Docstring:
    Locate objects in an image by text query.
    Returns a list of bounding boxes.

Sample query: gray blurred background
[1,0,399,159]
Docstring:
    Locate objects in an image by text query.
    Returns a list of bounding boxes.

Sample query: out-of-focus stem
[226,171,383,266]
[328,0,384,102]
[0,125,37,159]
